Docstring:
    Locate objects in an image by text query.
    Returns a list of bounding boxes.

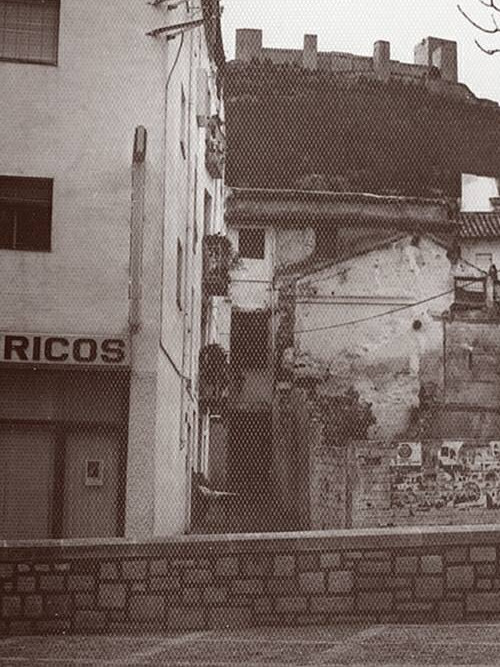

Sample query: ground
[2,623,500,665]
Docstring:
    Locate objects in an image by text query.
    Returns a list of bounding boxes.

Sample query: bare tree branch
[478,0,500,13]
[475,37,500,53]
[457,2,500,32]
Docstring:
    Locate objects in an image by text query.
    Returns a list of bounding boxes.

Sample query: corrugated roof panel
[459,212,500,238]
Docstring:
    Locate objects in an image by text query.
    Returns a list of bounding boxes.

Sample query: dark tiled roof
[460,212,500,238]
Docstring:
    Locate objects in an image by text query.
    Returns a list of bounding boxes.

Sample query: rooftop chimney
[373,40,390,79]
[303,34,318,70]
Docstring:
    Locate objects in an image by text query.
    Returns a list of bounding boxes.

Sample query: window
[176,239,183,309]
[0,0,60,65]
[238,227,265,260]
[230,310,269,371]
[0,175,52,251]
[315,224,337,259]
[180,85,187,159]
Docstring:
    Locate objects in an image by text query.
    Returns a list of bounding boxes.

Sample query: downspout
[180,27,196,529]
[129,126,147,338]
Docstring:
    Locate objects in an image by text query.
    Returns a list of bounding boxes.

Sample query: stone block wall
[3,526,500,634]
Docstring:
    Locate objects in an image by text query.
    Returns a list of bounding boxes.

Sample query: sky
[220,0,500,103]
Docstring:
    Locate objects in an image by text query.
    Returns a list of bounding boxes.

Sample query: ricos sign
[0,333,128,367]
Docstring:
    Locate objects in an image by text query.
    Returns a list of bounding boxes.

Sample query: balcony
[454,277,487,310]
[205,115,226,179]
[203,234,231,297]
[199,343,229,414]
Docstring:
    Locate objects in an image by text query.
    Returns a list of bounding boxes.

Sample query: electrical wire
[293,284,473,335]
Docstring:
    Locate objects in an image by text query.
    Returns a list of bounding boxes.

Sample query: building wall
[0,2,166,333]
[292,236,481,441]
[228,225,275,310]
[461,239,500,270]
[0,1,226,538]
[310,439,500,530]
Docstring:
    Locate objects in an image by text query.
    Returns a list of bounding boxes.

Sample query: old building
[213,29,500,532]
[0,0,226,539]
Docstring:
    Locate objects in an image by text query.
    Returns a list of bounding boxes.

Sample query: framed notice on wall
[85,459,104,486]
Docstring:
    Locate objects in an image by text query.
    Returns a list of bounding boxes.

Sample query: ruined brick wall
[310,440,500,530]
[3,526,500,634]
[272,388,315,530]
[309,443,348,530]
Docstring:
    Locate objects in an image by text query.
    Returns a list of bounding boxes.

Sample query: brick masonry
[3,525,500,635]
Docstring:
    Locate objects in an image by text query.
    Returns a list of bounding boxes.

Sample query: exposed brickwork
[3,527,500,634]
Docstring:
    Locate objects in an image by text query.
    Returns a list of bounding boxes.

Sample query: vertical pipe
[129,126,147,336]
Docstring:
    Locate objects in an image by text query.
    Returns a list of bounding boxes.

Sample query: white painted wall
[294,236,482,440]
[229,225,274,310]
[0,1,226,537]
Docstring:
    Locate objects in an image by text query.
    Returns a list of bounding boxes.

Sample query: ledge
[2,523,500,560]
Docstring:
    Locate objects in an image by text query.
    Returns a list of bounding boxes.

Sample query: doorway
[0,428,56,540]
[227,411,274,531]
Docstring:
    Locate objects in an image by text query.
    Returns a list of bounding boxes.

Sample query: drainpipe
[129,126,147,338]
[180,27,196,530]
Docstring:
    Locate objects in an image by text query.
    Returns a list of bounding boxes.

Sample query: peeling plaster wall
[293,236,482,440]
[445,320,500,409]
[311,440,500,530]
[275,227,316,270]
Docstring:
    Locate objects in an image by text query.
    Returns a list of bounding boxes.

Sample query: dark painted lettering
[73,338,98,363]
[101,339,126,364]
[32,336,42,362]
[44,337,69,362]
[4,336,29,361]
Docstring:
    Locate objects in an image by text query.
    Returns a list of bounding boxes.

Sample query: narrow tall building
[0,0,227,539]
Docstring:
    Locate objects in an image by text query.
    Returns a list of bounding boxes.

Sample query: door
[228,411,273,496]
[0,428,55,540]
[63,431,120,538]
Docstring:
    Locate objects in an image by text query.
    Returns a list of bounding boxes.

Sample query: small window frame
[238,227,266,260]
[0,175,53,252]
[0,0,61,67]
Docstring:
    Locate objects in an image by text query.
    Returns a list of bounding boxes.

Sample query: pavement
[2,623,500,666]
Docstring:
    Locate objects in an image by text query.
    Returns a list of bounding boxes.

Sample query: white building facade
[0,0,226,539]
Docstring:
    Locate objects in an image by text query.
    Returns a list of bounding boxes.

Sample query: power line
[293,285,460,334]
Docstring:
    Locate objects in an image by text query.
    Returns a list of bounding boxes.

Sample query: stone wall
[3,526,500,634]
[311,440,500,530]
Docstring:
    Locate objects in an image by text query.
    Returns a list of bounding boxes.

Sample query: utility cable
[293,282,481,334]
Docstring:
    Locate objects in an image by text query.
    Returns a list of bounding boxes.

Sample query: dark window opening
[0,176,52,251]
[315,224,337,258]
[230,310,270,371]
[0,0,60,65]
[238,227,265,260]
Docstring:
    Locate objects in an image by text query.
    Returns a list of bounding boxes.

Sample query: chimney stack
[303,34,318,69]
[373,40,390,79]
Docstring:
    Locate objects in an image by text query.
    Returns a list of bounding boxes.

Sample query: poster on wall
[390,440,500,512]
